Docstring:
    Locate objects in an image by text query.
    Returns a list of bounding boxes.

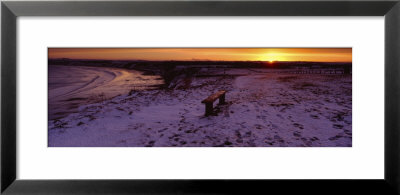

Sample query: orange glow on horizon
[48,48,352,62]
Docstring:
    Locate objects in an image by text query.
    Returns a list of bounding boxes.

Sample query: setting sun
[259,52,286,62]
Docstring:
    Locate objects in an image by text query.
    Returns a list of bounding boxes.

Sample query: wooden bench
[201,90,227,116]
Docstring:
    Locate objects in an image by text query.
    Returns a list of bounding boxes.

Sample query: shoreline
[48,65,164,120]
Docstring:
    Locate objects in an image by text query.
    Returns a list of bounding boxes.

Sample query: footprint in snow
[293,131,302,137]
[328,134,343,141]
[293,123,304,129]
[333,124,344,129]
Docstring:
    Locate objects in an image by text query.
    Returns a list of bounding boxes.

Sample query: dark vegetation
[49,58,352,70]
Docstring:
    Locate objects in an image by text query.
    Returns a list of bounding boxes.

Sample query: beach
[48,65,163,120]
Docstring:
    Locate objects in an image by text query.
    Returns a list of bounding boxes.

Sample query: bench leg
[205,103,213,116]
[218,94,225,105]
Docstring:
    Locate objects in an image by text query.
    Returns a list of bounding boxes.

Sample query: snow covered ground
[48,68,352,147]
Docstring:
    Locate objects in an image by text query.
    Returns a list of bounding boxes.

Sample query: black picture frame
[1,0,399,194]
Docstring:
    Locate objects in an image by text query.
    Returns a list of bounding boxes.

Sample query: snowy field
[48,67,352,147]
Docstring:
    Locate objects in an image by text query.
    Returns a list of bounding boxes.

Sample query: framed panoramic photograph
[48,48,352,147]
[2,0,400,194]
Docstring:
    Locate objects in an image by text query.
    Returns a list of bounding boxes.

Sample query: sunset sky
[48,48,352,62]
